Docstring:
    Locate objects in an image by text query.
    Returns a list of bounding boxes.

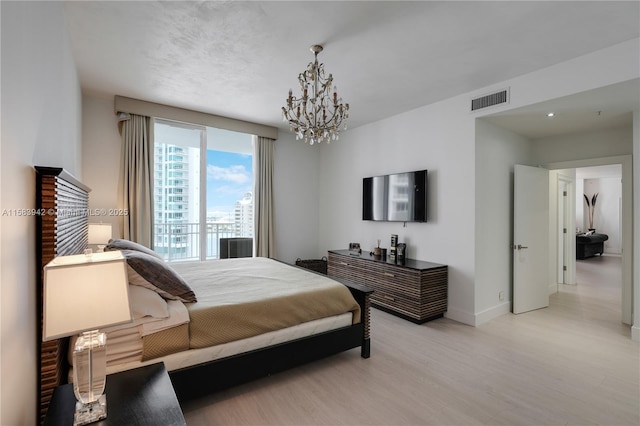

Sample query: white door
[513,165,549,314]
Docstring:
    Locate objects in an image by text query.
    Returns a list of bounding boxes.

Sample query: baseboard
[475,301,511,326]
[444,307,475,326]
[632,325,640,342]
[445,302,511,327]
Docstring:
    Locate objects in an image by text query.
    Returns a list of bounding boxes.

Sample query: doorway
[547,156,631,325]
[477,81,638,335]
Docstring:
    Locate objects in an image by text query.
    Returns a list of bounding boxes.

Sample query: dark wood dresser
[328,250,447,324]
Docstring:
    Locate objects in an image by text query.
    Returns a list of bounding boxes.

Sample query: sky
[206,150,252,220]
[154,121,253,222]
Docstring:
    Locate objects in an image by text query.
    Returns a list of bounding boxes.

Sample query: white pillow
[128,285,170,319]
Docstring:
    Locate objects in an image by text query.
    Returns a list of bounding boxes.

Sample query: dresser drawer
[366,264,422,299]
[370,288,422,320]
[328,253,369,286]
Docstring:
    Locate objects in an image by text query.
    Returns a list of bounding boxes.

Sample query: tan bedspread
[149,257,360,354]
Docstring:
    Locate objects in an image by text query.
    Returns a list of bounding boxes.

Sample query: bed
[35,166,372,421]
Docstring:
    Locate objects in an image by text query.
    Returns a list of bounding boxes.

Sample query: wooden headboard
[35,166,91,423]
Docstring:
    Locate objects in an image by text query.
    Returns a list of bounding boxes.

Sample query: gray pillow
[121,250,197,303]
[105,238,163,260]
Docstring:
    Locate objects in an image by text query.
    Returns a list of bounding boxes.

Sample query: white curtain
[253,136,276,258]
[118,113,153,247]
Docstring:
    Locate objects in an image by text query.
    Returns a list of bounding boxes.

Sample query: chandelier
[282,45,350,145]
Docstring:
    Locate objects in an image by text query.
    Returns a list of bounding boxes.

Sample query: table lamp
[88,223,113,252]
[43,251,131,425]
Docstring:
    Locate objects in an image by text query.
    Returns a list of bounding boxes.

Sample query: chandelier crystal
[282,45,349,145]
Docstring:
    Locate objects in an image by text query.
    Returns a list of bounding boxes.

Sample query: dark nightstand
[45,362,186,426]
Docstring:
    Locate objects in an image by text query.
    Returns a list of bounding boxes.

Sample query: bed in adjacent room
[35,166,372,420]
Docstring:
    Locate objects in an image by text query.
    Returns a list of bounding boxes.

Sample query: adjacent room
[2,2,639,425]
[576,165,622,258]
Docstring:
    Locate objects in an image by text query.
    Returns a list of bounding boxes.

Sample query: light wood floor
[182,255,639,425]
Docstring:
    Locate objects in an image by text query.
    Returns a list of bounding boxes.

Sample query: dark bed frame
[170,278,371,402]
[35,166,372,420]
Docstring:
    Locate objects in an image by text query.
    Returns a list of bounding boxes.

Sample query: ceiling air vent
[470,88,509,112]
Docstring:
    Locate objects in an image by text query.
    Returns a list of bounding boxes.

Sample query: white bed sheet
[69,312,352,380]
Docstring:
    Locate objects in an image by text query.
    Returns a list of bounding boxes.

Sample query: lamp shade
[43,251,131,341]
[88,223,112,245]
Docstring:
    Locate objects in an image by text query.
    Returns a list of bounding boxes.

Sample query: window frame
[152,118,254,261]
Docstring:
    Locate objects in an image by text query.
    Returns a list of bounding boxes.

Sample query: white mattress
[70,312,352,380]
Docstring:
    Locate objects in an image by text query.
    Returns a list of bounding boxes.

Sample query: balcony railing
[153,222,252,262]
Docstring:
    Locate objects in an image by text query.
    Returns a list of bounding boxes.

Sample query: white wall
[318,94,478,323]
[532,125,632,164]
[475,119,531,321]
[0,2,82,424]
[273,131,322,264]
[82,95,124,237]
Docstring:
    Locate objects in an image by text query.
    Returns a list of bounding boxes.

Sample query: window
[153,119,254,261]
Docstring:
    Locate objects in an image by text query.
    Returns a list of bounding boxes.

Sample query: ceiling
[63,1,640,137]
[483,79,639,140]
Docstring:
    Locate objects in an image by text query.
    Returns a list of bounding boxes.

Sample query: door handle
[515,244,528,250]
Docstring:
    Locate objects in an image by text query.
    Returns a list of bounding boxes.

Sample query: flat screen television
[363,170,428,222]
